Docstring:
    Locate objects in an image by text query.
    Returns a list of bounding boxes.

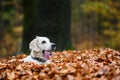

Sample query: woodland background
[0,0,120,57]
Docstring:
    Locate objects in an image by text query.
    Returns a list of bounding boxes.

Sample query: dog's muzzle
[43,43,56,60]
[51,43,56,50]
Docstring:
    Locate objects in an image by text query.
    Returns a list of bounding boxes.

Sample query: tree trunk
[22,0,72,53]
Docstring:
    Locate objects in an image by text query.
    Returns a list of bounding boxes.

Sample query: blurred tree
[72,0,99,49]
[81,0,120,49]
[22,0,73,53]
[0,0,23,57]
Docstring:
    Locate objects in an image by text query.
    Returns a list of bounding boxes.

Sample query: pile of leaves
[0,48,120,80]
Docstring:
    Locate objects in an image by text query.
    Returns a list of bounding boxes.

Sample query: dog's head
[29,36,56,60]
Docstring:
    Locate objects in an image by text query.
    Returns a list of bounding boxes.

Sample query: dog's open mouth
[43,50,51,60]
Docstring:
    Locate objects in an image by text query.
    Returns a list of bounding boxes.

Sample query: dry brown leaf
[0,48,119,80]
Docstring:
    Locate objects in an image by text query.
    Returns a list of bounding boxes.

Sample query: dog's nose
[51,43,56,50]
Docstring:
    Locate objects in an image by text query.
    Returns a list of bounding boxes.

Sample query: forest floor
[0,48,120,80]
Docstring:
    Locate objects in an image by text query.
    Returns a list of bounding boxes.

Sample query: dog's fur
[23,36,56,64]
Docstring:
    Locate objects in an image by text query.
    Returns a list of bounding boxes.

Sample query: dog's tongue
[44,51,51,60]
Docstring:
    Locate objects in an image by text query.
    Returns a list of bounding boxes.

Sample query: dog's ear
[29,38,39,52]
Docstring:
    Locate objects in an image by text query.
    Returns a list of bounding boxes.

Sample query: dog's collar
[31,56,46,62]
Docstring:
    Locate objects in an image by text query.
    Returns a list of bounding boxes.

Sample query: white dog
[23,36,56,64]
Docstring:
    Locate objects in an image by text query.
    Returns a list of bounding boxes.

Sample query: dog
[23,36,56,64]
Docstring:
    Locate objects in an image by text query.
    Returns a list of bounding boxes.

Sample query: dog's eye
[42,41,46,44]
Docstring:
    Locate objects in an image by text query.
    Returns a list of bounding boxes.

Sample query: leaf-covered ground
[0,48,120,80]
